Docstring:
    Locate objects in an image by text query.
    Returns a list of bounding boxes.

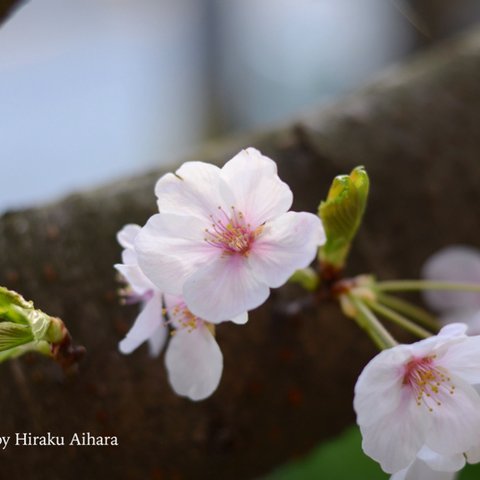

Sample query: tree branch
[1,26,480,479]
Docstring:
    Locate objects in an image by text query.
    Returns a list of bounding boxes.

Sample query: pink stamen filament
[204,206,261,255]
[403,356,455,412]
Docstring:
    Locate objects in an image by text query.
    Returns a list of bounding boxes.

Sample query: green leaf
[0,322,34,352]
[0,287,33,324]
[318,166,369,270]
[0,286,80,366]
[262,426,387,480]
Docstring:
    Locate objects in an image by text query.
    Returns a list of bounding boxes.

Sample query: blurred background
[1,0,480,212]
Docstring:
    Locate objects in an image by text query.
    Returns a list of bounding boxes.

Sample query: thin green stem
[376,292,439,332]
[366,300,432,339]
[375,280,480,293]
[348,294,397,350]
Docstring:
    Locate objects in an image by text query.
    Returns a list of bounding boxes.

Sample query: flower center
[164,303,201,332]
[402,355,455,412]
[164,302,215,335]
[204,206,262,256]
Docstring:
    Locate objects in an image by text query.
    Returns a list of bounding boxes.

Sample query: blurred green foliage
[263,425,480,480]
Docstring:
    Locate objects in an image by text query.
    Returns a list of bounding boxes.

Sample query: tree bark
[1,26,480,480]
[0,0,25,24]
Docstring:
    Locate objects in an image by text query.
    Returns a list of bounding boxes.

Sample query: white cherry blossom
[422,245,480,333]
[115,224,167,356]
[354,323,480,475]
[116,225,223,401]
[135,147,325,323]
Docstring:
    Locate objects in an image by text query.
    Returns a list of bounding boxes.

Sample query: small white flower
[115,224,167,357]
[135,147,326,323]
[354,323,480,474]
[422,245,480,333]
[116,225,223,401]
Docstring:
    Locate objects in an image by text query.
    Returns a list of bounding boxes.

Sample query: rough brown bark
[1,26,480,480]
[0,0,25,24]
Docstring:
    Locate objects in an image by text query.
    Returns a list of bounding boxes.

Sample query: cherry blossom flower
[354,323,480,475]
[116,225,223,401]
[422,245,480,333]
[135,147,326,323]
[115,224,167,357]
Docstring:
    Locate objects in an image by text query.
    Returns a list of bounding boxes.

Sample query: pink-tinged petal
[249,211,325,288]
[165,325,223,401]
[417,445,465,472]
[121,247,137,265]
[391,457,457,480]
[117,224,141,249]
[119,294,166,354]
[408,325,466,359]
[114,263,154,296]
[148,325,168,357]
[155,162,233,220]
[425,375,480,456]
[439,335,480,384]
[135,213,218,295]
[231,312,248,325]
[220,148,293,226]
[360,396,429,473]
[422,245,480,313]
[354,345,412,428]
[183,255,270,323]
[437,323,468,338]
[440,310,480,335]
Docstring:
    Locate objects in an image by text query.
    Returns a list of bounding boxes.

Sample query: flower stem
[348,294,398,350]
[375,280,480,293]
[375,292,439,332]
[365,300,433,339]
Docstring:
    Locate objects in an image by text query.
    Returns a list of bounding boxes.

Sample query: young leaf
[318,166,370,271]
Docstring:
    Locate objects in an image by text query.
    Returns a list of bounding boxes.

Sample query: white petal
[117,224,141,249]
[148,325,168,357]
[119,294,166,354]
[231,312,248,325]
[354,345,412,427]
[354,346,432,473]
[121,247,137,265]
[422,245,480,313]
[115,263,155,296]
[165,325,223,401]
[438,323,469,338]
[183,254,270,323]
[220,148,293,226]
[360,397,428,473]
[155,162,233,220]
[441,310,480,335]
[417,445,465,472]
[391,457,458,480]
[425,374,480,456]
[439,335,480,384]
[248,211,325,288]
[135,213,218,295]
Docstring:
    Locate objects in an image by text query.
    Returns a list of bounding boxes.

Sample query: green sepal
[0,322,34,352]
[0,286,59,362]
[318,166,370,270]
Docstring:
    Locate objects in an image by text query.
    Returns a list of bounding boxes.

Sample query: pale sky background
[0,0,414,212]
